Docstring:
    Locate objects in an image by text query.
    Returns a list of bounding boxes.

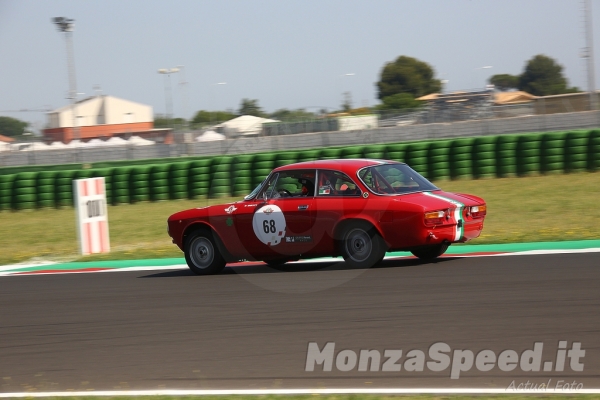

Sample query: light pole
[53,17,79,142]
[177,65,189,127]
[474,66,493,90]
[158,68,179,129]
[583,0,597,110]
[210,82,227,126]
[339,73,355,111]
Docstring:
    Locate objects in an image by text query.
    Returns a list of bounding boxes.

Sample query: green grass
[0,172,599,266]
[436,172,600,245]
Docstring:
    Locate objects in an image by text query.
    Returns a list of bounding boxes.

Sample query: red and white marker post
[73,177,111,255]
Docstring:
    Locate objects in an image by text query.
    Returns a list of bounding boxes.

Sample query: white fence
[2,110,600,167]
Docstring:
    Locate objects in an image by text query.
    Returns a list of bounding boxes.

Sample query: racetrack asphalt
[1,252,599,392]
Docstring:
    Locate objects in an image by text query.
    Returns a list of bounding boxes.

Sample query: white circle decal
[252,205,287,246]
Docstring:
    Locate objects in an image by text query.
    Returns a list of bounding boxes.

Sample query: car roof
[273,158,404,176]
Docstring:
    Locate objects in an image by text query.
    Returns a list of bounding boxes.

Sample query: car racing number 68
[252,205,287,246]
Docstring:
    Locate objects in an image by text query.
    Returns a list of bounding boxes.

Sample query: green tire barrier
[232,154,255,196]
[130,166,152,203]
[110,167,132,204]
[1,129,600,211]
[341,146,363,159]
[169,162,191,200]
[251,153,276,188]
[190,159,211,199]
[150,164,170,202]
[320,148,342,160]
[363,144,387,160]
[209,157,232,198]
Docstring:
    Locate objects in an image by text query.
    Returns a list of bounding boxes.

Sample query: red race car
[167,159,486,275]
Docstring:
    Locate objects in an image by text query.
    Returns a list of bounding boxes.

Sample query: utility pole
[583,0,597,110]
[158,68,179,129]
[53,17,80,142]
[177,65,189,128]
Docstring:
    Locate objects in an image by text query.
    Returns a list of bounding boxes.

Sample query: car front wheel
[341,223,386,269]
[411,242,449,260]
[184,230,226,275]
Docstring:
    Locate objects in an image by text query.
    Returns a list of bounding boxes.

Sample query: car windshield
[244,179,265,200]
[358,163,438,195]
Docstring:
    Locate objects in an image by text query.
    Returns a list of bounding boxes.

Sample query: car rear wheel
[341,222,386,269]
[184,230,226,275]
[411,242,450,260]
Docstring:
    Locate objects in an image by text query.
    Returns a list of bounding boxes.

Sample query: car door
[234,169,317,259]
[310,169,366,254]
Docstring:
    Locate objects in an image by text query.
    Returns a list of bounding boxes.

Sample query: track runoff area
[1,243,600,396]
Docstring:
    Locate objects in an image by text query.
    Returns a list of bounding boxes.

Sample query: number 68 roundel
[252,205,287,246]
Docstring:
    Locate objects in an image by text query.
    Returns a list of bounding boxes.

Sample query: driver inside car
[299,178,314,196]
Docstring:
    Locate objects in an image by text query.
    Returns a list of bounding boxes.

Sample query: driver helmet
[298,178,314,196]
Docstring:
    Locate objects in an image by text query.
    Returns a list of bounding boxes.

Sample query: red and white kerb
[73,177,110,255]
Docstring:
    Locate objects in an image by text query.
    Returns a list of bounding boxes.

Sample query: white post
[73,177,110,255]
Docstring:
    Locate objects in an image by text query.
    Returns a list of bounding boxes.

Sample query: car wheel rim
[190,237,214,269]
[345,228,372,262]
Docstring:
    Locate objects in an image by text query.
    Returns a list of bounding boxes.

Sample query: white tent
[66,139,86,148]
[217,115,278,136]
[48,141,69,150]
[106,136,129,146]
[196,130,225,142]
[9,143,30,151]
[128,135,155,146]
[22,142,51,151]
[84,138,107,147]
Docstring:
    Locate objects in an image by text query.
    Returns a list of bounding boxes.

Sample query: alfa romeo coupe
[167,159,487,275]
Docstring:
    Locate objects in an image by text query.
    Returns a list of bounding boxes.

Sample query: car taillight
[424,210,447,226]
[469,205,487,218]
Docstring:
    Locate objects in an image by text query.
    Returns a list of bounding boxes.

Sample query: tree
[489,74,519,91]
[238,99,266,117]
[376,55,441,100]
[378,93,421,110]
[0,116,28,137]
[518,54,578,96]
[153,115,186,129]
[191,110,235,125]
[268,108,316,122]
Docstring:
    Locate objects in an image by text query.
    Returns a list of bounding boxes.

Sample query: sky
[1,0,600,132]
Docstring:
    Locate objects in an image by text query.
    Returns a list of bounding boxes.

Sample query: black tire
[184,230,226,275]
[411,242,450,260]
[340,222,386,268]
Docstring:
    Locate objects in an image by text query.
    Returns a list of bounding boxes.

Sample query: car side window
[264,169,316,198]
[317,170,362,197]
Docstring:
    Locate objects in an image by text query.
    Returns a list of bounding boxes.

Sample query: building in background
[43,95,172,143]
[0,134,15,144]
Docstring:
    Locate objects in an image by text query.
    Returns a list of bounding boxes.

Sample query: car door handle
[298,205,309,210]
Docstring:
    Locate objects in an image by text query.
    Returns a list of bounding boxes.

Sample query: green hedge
[1,129,598,210]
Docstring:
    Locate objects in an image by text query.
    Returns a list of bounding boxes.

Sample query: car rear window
[358,163,438,195]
